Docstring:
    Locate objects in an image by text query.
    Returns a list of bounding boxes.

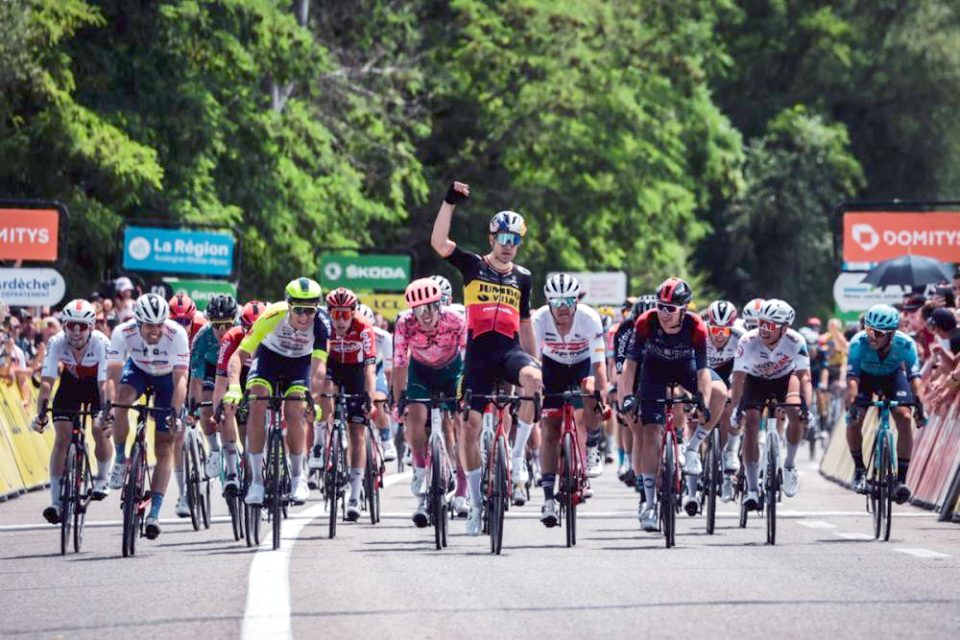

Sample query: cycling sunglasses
[290,305,318,316]
[548,297,578,308]
[211,321,235,330]
[173,317,192,327]
[866,326,891,340]
[412,302,441,318]
[708,325,731,338]
[494,232,522,247]
[65,322,91,332]
[657,302,683,314]
[329,308,354,321]
[758,319,781,332]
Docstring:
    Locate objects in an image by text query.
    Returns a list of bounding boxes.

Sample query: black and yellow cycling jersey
[443,245,532,341]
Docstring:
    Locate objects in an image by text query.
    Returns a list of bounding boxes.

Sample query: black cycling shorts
[462,332,539,412]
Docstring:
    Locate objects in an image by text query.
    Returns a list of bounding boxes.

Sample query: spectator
[0,319,32,405]
[931,286,955,309]
[94,312,111,339]
[16,314,43,374]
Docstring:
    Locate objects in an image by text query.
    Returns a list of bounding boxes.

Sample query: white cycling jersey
[733,328,810,379]
[42,330,111,382]
[707,325,746,369]
[373,326,393,372]
[107,319,190,376]
[533,305,605,366]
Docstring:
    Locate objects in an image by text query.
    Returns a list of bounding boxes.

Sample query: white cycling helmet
[742,297,765,328]
[488,210,527,237]
[706,300,738,328]
[134,293,169,325]
[60,299,96,325]
[544,273,581,300]
[759,299,795,326]
[429,275,453,304]
[358,303,375,323]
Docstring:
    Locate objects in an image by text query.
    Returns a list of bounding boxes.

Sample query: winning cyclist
[532,273,607,527]
[324,287,378,522]
[186,295,239,485]
[728,299,812,510]
[359,304,397,462]
[106,294,190,539]
[620,279,727,531]
[393,278,467,525]
[704,300,746,503]
[32,300,113,524]
[212,300,266,494]
[845,304,925,503]
[223,279,330,507]
[431,181,543,536]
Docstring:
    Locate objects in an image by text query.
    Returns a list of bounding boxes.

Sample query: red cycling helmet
[806,316,822,329]
[168,294,197,322]
[240,300,266,331]
[405,278,442,308]
[656,278,693,306]
[325,287,359,309]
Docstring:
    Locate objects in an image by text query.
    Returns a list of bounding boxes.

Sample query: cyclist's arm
[431,183,467,257]
[171,367,188,416]
[226,349,250,388]
[392,364,408,407]
[519,319,537,358]
[796,368,813,408]
[188,376,204,408]
[364,362,377,401]
[620,359,637,405]
[309,352,327,403]
[36,377,54,416]
[729,371,746,410]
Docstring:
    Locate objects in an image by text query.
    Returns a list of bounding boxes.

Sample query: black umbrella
[860,254,954,288]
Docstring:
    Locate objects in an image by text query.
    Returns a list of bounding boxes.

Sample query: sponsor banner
[0,268,65,306]
[163,278,238,311]
[123,226,236,276]
[547,271,627,306]
[0,209,59,261]
[358,293,406,322]
[833,272,908,312]
[320,254,411,292]
[843,211,960,263]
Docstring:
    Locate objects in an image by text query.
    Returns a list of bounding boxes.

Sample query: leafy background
[3,0,957,317]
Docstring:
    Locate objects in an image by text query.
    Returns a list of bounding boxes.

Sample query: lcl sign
[843,211,960,263]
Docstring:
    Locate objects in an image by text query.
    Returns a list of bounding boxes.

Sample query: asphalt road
[1,455,958,640]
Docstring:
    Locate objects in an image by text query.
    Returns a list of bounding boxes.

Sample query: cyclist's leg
[505,345,542,482]
[637,364,665,511]
[740,376,765,497]
[887,369,915,497]
[780,374,804,496]
[404,360,432,503]
[461,343,495,514]
[846,375,871,480]
[147,373,176,523]
[539,412,561,524]
[373,365,392,451]
[200,362,220,460]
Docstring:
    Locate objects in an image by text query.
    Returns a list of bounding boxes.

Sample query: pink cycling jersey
[393,308,466,369]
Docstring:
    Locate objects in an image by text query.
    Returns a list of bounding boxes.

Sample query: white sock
[745,462,759,492]
[175,469,185,495]
[785,442,799,469]
[223,443,238,476]
[206,432,220,452]
[512,420,533,459]
[95,458,110,480]
[289,453,303,479]
[313,424,327,448]
[349,468,364,501]
[467,467,482,507]
[641,474,656,506]
[250,453,264,486]
[724,433,742,453]
[50,476,61,503]
[687,425,710,451]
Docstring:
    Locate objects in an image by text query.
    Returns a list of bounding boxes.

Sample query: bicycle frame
[406,394,458,549]
[858,396,910,541]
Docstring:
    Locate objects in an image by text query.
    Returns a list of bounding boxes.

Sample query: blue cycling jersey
[846,330,921,380]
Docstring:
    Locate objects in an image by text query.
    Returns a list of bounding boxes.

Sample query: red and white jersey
[42,330,111,382]
[328,315,376,366]
[107,319,190,376]
[533,305,605,367]
[733,328,810,379]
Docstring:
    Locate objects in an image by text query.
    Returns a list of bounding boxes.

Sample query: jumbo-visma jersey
[444,245,532,340]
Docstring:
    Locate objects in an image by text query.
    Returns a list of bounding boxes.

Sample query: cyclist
[620,279,728,531]
[430,274,466,317]
[533,274,607,526]
[846,304,925,503]
[359,304,397,462]
[818,318,849,428]
[324,287,378,522]
[728,299,811,511]
[32,300,112,524]
[186,295,238,485]
[106,294,190,539]
[393,278,467,525]
[736,298,764,332]
[613,295,656,486]
[213,300,266,494]
[431,181,543,535]
[223,279,330,507]
[169,293,207,340]
[704,300,746,503]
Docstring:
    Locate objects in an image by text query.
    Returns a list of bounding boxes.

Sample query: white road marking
[833,531,874,541]
[241,471,411,640]
[894,548,951,559]
[797,520,837,529]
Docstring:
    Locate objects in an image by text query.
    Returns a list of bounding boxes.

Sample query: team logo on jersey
[464,280,521,310]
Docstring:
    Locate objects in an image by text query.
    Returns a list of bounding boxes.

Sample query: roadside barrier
[820,395,960,522]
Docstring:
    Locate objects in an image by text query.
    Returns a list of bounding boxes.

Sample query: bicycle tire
[705,429,719,535]
[880,431,894,541]
[661,432,676,549]
[491,436,508,555]
[60,445,76,556]
[562,432,576,548]
[122,442,144,558]
[396,424,406,474]
[737,469,748,528]
[431,436,445,550]
[269,428,283,550]
[765,434,778,545]
[366,429,380,525]
[228,492,242,541]
[74,448,91,553]
[185,438,201,531]
[198,445,211,530]
[480,430,493,536]
[328,430,342,540]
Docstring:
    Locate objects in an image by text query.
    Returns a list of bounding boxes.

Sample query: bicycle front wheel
[431,437,445,550]
[366,429,381,525]
[74,449,92,553]
[269,428,284,550]
[328,431,342,540]
[490,436,508,555]
[765,435,778,545]
[185,439,201,531]
[198,445,211,530]
[879,431,894,541]
[122,443,144,558]
[661,432,676,549]
[561,432,576,548]
[60,445,76,556]
[705,428,720,535]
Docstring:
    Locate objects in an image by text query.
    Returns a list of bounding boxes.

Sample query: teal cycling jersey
[846,330,921,380]
[190,323,224,379]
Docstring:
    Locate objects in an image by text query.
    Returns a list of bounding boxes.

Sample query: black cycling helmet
[206,295,238,322]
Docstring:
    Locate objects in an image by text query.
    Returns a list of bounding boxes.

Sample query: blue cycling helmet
[864,304,900,331]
